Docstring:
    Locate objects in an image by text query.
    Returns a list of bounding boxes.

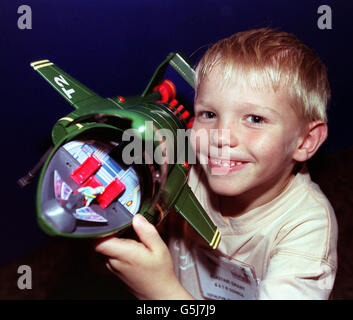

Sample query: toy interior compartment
[40,139,147,236]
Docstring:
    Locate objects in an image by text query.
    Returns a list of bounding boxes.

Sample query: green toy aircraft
[20,52,221,250]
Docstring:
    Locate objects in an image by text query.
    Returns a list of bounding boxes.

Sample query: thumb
[132,214,165,252]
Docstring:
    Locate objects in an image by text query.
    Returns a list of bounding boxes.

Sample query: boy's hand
[94,214,193,300]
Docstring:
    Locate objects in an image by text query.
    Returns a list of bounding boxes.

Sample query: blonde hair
[195,28,330,122]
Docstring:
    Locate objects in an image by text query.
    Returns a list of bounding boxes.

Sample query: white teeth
[209,158,246,167]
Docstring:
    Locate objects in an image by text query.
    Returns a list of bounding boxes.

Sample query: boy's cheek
[246,132,286,156]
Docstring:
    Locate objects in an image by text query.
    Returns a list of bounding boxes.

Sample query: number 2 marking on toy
[54,75,75,99]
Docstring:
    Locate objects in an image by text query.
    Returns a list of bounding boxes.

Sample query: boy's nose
[210,128,238,148]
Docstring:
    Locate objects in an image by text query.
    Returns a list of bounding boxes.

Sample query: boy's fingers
[106,258,124,274]
[132,214,165,252]
[94,214,165,258]
[94,236,140,260]
[94,236,121,257]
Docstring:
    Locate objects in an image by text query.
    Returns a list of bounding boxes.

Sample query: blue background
[1,0,352,267]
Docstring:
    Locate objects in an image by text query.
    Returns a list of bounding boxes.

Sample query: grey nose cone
[42,199,77,233]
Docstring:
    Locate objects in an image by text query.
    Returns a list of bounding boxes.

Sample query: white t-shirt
[168,165,338,300]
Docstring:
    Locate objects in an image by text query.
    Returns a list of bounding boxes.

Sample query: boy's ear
[293,121,328,162]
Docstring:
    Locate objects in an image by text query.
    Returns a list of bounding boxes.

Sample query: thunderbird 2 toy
[19,52,221,249]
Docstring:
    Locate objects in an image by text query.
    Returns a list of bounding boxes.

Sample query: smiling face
[191,66,306,212]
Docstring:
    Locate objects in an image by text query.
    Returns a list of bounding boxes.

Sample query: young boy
[94,28,338,300]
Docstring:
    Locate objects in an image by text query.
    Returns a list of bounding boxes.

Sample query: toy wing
[30,59,100,109]
[174,185,221,250]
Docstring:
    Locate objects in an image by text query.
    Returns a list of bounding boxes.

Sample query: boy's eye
[245,115,265,125]
[199,111,216,119]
